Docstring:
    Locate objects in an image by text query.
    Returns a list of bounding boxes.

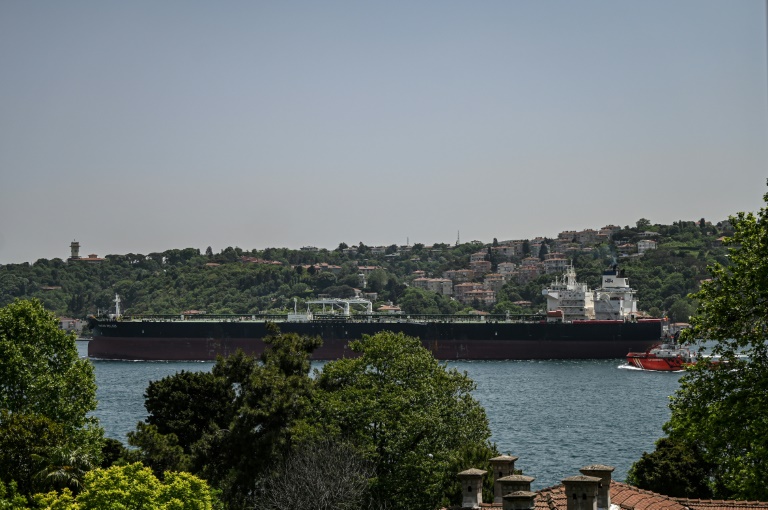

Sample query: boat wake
[617,363,682,373]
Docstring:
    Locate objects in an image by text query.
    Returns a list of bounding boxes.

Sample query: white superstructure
[543,265,638,322]
[594,266,638,320]
[542,265,595,322]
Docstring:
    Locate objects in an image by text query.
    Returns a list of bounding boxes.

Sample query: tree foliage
[128,328,321,509]
[0,412,68,497]
[631,185,768,500]
[34,462,221,510]
[626,437,713,498]
[0,480,26,510]
[143,371,235,453]
[200,331,320,508]
[311,331,497,510]
[0,221,728,320]
[128,329,495,509]
[0,300,103,500]
[0,300,98,427]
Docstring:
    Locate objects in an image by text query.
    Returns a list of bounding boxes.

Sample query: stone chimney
[498,474,534,497]
[502,490,537,510]
[457,468,487,509]
[490,455,519,504]
[579,465,614,510]
[562,475,600,510]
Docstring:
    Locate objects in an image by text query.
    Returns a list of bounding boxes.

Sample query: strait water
[77,341,682,490]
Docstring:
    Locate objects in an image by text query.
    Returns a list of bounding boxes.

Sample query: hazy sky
[1,1,766,263]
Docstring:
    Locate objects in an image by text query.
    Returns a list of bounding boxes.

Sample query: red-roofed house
[443,458,768,510]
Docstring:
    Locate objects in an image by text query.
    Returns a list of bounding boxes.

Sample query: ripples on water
[77,342,682,489]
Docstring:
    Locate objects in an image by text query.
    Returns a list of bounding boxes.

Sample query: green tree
[366,269,389,293]
[636,218,652,230]
[0,300,98,428]
[203,331,320,508]
[130,329,321,509]
[639,184,768,499]
[142,371,235,453]
[0,480,26,510]
[312,331,497,510]
[626,437,713,498]
[35,462,221,510]
[33,444,95,495]
[538,242,549,261]
[0,300,103,499]
[0,411,67,497]
[667,297,695,323]
[126,423,190,477]
[99,439,127,469]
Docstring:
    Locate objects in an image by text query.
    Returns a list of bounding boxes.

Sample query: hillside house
[637,239,658,254]
[413,277,454,296]
[470,260,492,275]
[444,269,476,283]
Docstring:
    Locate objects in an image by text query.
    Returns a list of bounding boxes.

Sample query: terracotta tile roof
[530,482,768,510]
[611,482,688,510]
[674,498,768,510]
[535,483,567,510]
[530,482,689,510]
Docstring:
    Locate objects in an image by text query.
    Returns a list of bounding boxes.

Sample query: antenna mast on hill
[456,231,460,246]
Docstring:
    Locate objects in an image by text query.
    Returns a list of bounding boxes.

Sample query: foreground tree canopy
[311,331,497,510]
[34,462,221,510]
[129,330,496,510]
[630,184,768,500]
[127,328,321,509]
[0,299,103,501]
[0,299,97,427]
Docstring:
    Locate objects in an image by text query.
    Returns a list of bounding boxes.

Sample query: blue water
[77,342,681,490]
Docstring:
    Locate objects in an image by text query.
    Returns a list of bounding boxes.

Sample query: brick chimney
[457,468,487,509]
[489,455,519,504]
[497,473,535,497]
[502,490,536,510]
[562,475,600,510]
[579,465,614,510]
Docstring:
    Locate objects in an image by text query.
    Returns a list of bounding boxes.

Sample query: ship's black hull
[87,318,663,360]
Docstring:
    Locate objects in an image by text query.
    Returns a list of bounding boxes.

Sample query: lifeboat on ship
[626,343,697,372]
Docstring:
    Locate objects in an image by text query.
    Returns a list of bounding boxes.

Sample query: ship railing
[110,312,546,323]
[339,313,545,323]
[117,313,290,322]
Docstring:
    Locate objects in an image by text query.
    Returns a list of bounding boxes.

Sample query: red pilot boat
[626,343,698,371]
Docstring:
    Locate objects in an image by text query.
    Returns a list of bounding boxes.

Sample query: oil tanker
[87,265,664,361]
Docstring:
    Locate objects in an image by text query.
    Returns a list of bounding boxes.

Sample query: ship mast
[113,294,122,319]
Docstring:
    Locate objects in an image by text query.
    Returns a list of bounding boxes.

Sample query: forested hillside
[0,219,731,324]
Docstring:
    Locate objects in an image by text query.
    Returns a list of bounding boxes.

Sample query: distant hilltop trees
[0,218,731,323]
